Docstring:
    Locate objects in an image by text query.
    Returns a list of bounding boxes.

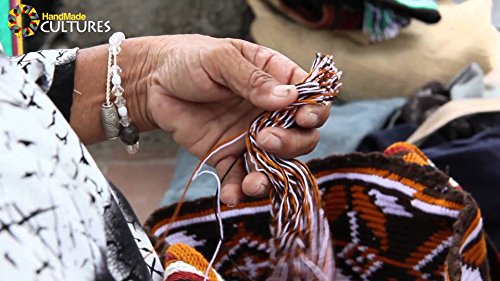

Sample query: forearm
[71,36,159,144]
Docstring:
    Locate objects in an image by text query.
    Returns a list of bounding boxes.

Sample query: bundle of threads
[159,53,342,281]
[244,53,341,280]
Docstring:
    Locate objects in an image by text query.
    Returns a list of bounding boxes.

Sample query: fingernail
[306,112,319,126]
[261,133,282,151]
[249,183,266,196]
[272,85,293,97]
[226,200,238,208]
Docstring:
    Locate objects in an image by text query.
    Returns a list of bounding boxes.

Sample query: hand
[144,35,331,206]
[72,34,331,206]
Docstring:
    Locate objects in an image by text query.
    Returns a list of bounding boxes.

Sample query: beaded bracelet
[101,32,140,154]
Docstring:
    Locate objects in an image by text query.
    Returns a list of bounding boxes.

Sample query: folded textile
[266,0,439,42]
[147,143,497,280]
[391,63,500,129]
[406,97,500,145]
[248,0,498,100]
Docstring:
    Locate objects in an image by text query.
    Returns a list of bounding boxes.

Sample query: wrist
[120,36,159,132]
[72,36,158,144]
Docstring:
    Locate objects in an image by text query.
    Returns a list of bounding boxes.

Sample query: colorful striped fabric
[146,142,495,281]
[164,243,224,281]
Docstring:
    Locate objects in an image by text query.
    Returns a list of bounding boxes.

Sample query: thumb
[203,47,298,111]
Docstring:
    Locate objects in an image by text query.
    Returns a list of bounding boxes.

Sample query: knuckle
[205,43,233,61]
[253,45,268,59]
[305,130,320,153]
[248,69,273,91]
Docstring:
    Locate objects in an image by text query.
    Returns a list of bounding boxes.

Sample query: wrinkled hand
[146,35,331,205]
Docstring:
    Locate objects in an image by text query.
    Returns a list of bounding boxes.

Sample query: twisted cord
[245,53,342,280]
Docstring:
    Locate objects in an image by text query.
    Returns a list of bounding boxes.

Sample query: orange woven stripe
[404,229,452,265]
[352,185,389,251]
[461,210,486,267]
[314,167,426,192]
[167,243,218,281]
[315,167,464,210]
[463,235,487,267]
[385,142,430,164]
[334,240,430,278]
[402,153,428,166]
[461,209,481,246]
[412,191,463,211]
[151,199,270,233]
[322,185,347,224]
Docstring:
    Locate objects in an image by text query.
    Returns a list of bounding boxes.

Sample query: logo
[8,4,40,38]
[6,4,111,38]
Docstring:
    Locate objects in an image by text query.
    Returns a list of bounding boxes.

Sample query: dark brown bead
[119,123,139,145]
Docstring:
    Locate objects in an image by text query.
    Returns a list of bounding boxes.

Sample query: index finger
[228,39,307,84]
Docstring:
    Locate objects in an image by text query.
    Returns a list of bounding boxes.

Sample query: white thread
[195,170,223,281]
[192,132,247,181]
[190,132,245,280]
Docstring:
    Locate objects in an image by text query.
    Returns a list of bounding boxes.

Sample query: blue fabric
[493,0,500,28]
[357,123,418,151]
[300,98,406,160]
[426,127,500,248]
[160,98,405,206]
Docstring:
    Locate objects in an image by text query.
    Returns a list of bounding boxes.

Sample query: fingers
[256,127,320,159]
[295,102,332,128]
[242,172,270,197]
[200,39,307,111]
[218,53,299,111]
[215,156,271,205]
[230,39,307,84]
[217,126,321,205]
[215,157,245,206]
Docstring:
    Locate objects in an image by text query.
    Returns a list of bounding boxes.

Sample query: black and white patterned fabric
[0,49,164,281]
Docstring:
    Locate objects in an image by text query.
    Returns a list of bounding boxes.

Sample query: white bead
[110,45,121,55]
[111,65,122,73]
[120,116,131,127]
[112,85,124,96]
[112,74,122,85]
[109,32,125,45]
[109,36,117,45]
[114,32,125,42]
[117,106,128,117]
[114,96,126,107]
[126,142,139,154]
